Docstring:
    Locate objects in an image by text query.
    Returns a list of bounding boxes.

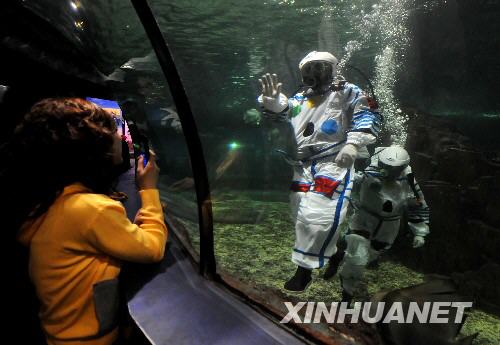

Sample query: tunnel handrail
[130,0,216,278]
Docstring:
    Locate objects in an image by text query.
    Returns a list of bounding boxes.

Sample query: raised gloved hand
[412,235,425,248]
[258,73,287,113]
[335,144,358,168]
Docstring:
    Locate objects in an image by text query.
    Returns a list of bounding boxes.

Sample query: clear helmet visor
[300,61,334,89]
[378,161,408,179]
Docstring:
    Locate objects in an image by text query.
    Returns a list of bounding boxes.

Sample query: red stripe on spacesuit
[312,176,341,198]
[290,182,311,193]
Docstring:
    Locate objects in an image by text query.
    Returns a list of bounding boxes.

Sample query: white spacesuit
[258,51,382,291]
[337,146,430,302]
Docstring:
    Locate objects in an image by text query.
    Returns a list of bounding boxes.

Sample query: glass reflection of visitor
[257,51,383,292]
[87,97,133,175]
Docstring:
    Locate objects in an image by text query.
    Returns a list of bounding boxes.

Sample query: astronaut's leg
[323,234,346,280]
[285,162,352,291]
[339,232,371,303]
[292,164,352,268]
[284,165,314,292]
[366,240,387,268]
[289,165,312,221]
[368,220,401,267]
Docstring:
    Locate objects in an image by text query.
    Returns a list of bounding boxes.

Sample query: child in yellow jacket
[11,98,167,345]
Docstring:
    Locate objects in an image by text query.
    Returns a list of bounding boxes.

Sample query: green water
[81,0,500,343]
[12,0,500,343]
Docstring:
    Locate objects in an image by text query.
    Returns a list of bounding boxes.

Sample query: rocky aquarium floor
[204,190,499,345]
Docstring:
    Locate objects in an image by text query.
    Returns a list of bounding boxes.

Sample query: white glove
[335,144,358,168]
[258,73,288,113]
[412,235,425,248]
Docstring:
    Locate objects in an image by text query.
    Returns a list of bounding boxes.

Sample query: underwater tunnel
[1,0,499,344]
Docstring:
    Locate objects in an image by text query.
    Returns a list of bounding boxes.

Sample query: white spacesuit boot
[339,233,370,303]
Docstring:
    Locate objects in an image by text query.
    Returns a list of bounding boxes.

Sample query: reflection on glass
[149,0,499,343]
[115,57,200,257]
[55,0,204,258]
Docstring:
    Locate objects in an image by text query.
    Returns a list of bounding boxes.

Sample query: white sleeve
[346,131,376,147]
[257,93,289,113]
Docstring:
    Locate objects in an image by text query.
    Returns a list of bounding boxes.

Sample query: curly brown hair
[3,98,118,229]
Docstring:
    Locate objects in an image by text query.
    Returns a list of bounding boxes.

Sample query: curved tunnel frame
[130,0,217,279]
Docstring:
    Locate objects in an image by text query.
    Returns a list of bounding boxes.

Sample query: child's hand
[136,150,159,190]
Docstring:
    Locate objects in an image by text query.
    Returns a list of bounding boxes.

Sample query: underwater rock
[494,170,500,189]
[465,220,500,265]
[369,276,477,345]
[435,148,478,185]
[398,111,500,310]
[452,262,500,315]
[411,152,437,182]
[483,190,500,227]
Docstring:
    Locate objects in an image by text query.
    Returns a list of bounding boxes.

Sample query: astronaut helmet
[299,51,338,90]
[377,146,410,179]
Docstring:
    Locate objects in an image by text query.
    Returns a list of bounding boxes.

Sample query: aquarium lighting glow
[280,301,473,324]
[228,141,240,150]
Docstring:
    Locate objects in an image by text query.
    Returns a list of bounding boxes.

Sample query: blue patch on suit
[321,119,338,135]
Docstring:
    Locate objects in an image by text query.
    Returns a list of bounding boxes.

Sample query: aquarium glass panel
[148,0,499,343]
[34,0,203,258]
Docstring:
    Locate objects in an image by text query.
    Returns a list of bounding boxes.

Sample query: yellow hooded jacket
[18,183,168,345]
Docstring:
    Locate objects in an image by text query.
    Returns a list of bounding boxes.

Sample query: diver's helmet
[377,146,410,179]
[299,51,338,90]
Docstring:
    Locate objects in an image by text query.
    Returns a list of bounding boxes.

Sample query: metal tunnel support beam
[130,0,216,278]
